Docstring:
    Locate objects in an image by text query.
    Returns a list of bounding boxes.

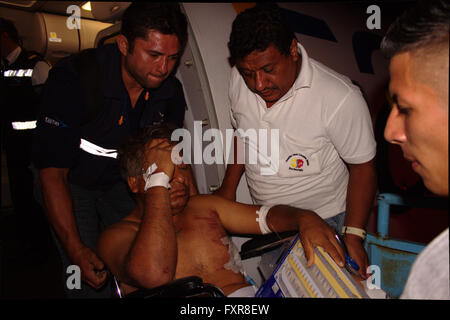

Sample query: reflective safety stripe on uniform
[11,120,37,130]
[3,69,34,77]
[79,139,118,159]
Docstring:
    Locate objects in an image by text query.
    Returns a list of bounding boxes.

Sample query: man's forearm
[39,168,84,255]
[341,159,377,278]
[215,135,245,200]
[40,167,110,287]
[265,205,306,232]
[344,159,378,231]
[265,205,329,234]
[126,187,177,288]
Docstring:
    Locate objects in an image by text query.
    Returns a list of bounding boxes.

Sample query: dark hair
[120,2,188,53]
[118,124,177,180]
[381,0,449,58]
[0,17,21,46]
[228,4,296,65]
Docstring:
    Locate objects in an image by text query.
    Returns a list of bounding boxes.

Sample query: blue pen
[345,253,360,271]
[335,234,360,274]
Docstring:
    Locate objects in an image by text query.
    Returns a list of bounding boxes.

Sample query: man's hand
[143,139,176,179]
[296,211,345,268]
[343,234,370,279]
[39,167,107,290]
[169,175,190,214]
[68,245,108,289]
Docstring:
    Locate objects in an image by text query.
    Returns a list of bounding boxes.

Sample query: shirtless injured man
[97,125,346,297]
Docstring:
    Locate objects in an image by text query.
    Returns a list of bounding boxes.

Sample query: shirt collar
[292,42,313,91]
[269,42,313,107]
[5,46,21,66]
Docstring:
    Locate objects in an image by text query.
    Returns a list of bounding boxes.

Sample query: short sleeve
[229,107,237,129]
[228,67,241,129]
[31,61,51,86]
[228,67,240,109]
[325,88,376,164]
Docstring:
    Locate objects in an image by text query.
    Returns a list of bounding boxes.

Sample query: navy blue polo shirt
[33,44,186,188]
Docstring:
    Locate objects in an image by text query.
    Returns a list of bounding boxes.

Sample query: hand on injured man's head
[143,138,177,179]
[143,138,191,214]
[127,138,175,193]
[169,175,190,215]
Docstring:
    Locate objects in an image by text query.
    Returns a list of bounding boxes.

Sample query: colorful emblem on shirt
[286,153,309,171]
[118,115,124,126]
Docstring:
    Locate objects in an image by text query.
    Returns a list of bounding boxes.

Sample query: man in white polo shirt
[215,4,377,279]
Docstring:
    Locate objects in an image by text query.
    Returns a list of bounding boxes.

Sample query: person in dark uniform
[0,17,52,264]
[32,3,194,298]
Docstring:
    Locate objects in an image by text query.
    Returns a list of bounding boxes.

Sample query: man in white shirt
[381,0,449,299]
[215,4,377,280]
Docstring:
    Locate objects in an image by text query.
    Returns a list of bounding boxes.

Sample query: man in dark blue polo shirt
[32,3,192,298]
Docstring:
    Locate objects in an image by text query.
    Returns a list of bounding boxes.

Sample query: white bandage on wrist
[143,163,171,191]
[256,205,273,234]
[341,226,367,240]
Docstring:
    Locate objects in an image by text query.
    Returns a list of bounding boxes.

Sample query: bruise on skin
[193,209,227,243]
[176,207,242,277]
[190,209,243,274]
[162,266,170,275]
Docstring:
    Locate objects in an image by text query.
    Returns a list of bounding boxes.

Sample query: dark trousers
[5,128,51,255]
[34,176,136,298]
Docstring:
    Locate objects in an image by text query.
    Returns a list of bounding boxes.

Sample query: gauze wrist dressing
[143,163,171,191]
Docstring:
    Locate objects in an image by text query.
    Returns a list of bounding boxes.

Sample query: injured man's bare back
[97,126,346,297]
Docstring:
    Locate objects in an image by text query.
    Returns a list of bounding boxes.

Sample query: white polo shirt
[229,43,376,219]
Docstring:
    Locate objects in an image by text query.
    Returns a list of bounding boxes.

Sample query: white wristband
[143,163,171,191]
[145,172,171,190]
[341,226,367,240]
[256,205,273,234]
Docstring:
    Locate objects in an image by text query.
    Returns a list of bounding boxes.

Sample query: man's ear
[116,34,129,56]
[127,176,139,193]
[290,38,299,60]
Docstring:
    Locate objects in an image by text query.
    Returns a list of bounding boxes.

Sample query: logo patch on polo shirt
[286,153,309,171]
[44,116,68,128]
[152,111,165,125]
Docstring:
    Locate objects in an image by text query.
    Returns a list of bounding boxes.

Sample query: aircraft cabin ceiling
[0,1,131,64]
[0,1,131,22]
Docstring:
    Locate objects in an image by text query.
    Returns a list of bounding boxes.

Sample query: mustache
[255,87,277,93]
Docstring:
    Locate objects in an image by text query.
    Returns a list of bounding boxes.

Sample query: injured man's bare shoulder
[97,125,346,298]
[99,194,253,297]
